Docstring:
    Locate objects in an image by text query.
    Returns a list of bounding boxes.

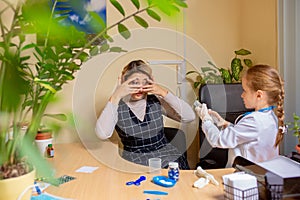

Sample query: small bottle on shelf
[46,144,54,158]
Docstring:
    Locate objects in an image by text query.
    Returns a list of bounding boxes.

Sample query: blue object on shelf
[152,176,176,187]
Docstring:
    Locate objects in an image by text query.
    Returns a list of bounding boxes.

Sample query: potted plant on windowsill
[288,113,300,153]
[0,0,187,199]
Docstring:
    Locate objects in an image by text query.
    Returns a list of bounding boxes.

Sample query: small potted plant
[186,48,254,90]
[288,113,300,153]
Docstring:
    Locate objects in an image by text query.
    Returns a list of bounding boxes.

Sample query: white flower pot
[35,138,53,157]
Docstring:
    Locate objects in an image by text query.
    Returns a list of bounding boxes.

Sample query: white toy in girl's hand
[194,100,202,108]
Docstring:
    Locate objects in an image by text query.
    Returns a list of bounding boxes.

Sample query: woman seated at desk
[95,60,195,169]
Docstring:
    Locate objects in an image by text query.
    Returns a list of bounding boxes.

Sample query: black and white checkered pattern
[116,95,189,169]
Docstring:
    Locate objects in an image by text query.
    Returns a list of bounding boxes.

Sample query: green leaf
[54,15,69,22]
[110,0,125,16]
[118,24,131,39]
[43,113,67,121]
[174,0,188,8]
[208,61,218,69]
[90,46,99,56]
[21,43,36,51]
[147,0,154,6]
[170,5,180,13]
[77,51,89,62]
[59,52,73,60]
[153,0,181,16]
[243,59,253,67]
[34,78,57,93]
[103,33,114,43]
[134,16,149,28]
[201,66,217,73]
[54,9,72,15]
[231,58,243,81]
[186,71,200,75]
[20,56,31,62]
[146,9,161,22]
[109,47,127,52]
[89,11,106,32]
[194,82,201,89]
[219,68,232,83]
[100,43,110,53]
[293,113,300,120]
[235,48,251,56]
[131,0,140,9]
[34,46,43,58]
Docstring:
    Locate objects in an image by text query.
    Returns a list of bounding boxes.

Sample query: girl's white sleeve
[95,102,118,140]
[160,92,195,122]
[201,115,259,148]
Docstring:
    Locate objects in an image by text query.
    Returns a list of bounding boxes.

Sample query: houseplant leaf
[110,0,125,16]
[174,0,188,8]
[118,24,131,39]
[231,58,243,81]
[244,59,253,67]
[146,9,161,22]
[219,68,232,83]
[131,0,140,9]
[43,114,67,121]
[134,16,149,28]
[234,48,251,56]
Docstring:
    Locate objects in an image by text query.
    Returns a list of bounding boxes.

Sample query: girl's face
[241,76,258,109]
[127,73,151,101]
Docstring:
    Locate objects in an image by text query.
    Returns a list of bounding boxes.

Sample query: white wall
[278,0,300,154]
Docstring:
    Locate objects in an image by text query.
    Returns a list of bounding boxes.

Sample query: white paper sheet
[75,166,99,173]
[257,156,300,178]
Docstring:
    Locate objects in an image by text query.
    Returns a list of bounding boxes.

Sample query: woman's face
[241,76,257,109]
[127,73,151,101]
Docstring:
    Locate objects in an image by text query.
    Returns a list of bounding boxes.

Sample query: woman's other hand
[142,78,168,97]
[109,76,142,104]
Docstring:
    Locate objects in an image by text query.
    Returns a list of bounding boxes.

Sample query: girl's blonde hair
[244,65,285,147]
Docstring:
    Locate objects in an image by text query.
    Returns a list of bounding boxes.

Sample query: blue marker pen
[34,181,42,195]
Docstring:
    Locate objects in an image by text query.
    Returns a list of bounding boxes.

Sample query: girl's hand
[208,109,229,128]
[109,76,142,104]
[142,78,168,97]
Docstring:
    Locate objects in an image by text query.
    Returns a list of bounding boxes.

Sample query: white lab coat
[202,110,279,167]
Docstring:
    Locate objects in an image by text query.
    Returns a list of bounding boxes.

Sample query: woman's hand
[142,78,168,97]
[109,76,142,104]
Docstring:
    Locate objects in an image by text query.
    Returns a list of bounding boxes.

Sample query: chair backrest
[199,83,251,123]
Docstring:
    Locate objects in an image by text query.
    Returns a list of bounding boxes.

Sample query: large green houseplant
[0,0,187,198]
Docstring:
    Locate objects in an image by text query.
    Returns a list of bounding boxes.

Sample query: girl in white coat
[196,65,285,167]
